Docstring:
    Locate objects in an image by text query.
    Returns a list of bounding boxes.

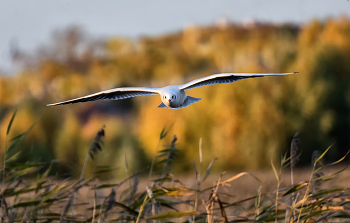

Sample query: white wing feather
[179,72,296,91]
[47,87,160,106]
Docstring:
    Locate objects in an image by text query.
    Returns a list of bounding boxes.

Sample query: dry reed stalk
[148,143,160,185]
[151,199,160,223]
[192,138,203,222]
[0,187,11,223]
[311,150,324,194]
[202,198,211,223]
[161,135,177,179]
[97,188,116,223]
[199,138,203,183]
[290,132,300,184]
[256,186,262,216]
[136,186,151,223]
[193,160,199,223]
[72,126,105,218]
[98,199,103,223]
[124,154,139,221]
[271,158,284,223]
[204,174,223,223]
[92,180,97,223]
[193,138,202,223]
[213,174,225,222]
[288,132,300,222]
[21,207,28,223]
[128,174,139,205]
[144,203,152,223]
[148,126,172,185]
[296,148,328,223]
[275,185,280,223]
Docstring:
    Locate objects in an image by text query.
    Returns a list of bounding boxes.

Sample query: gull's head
[162,93,178,107]
[160,86,185,108]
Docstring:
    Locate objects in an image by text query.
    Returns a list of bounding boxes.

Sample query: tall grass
[1,113,350,222]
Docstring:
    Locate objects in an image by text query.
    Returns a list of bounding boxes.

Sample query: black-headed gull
[47,72,296,109]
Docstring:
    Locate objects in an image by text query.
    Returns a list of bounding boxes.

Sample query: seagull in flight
[47,72,296,109]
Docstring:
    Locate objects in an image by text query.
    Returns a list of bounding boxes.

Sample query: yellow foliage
[1,17,350,171]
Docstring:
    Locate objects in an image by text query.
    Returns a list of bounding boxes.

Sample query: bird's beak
[168,99,171,102]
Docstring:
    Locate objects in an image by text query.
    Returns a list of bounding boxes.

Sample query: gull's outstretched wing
[179,72,296,91]
[47,87,160,106]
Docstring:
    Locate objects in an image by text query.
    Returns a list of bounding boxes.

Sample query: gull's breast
[160,85,187,108]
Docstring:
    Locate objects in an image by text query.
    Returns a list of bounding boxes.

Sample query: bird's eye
[164,96,167,99]
[172,95,174,99]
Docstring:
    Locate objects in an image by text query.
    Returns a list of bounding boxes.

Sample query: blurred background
[1,0,350,177]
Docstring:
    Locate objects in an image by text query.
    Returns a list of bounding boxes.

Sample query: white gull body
[47,72,296,109]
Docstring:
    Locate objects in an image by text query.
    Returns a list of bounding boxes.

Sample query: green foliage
[6,109,16,135]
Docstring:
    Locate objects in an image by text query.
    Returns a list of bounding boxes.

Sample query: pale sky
[1,0,349,73]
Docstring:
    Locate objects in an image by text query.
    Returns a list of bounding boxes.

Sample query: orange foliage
[1,17,350,174]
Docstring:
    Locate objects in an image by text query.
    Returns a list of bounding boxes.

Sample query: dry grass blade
[283,182,309,196]
[193,161,199,186]
[313,144,333,169]
[124,153,128,173]
[216,194,228,223]
[145,211,199,220]
[311,150,324,194]
[203,158,217,182]
[105,188,116,214]
[113,202,139,216]
[327,150,350,166]
[271,160,279,182]
[221,172,261,185]
[60,189,76,222]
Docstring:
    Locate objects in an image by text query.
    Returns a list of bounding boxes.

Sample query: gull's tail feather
[157,102,168,108]
[158,97,201,109]
[177,96,201,109]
